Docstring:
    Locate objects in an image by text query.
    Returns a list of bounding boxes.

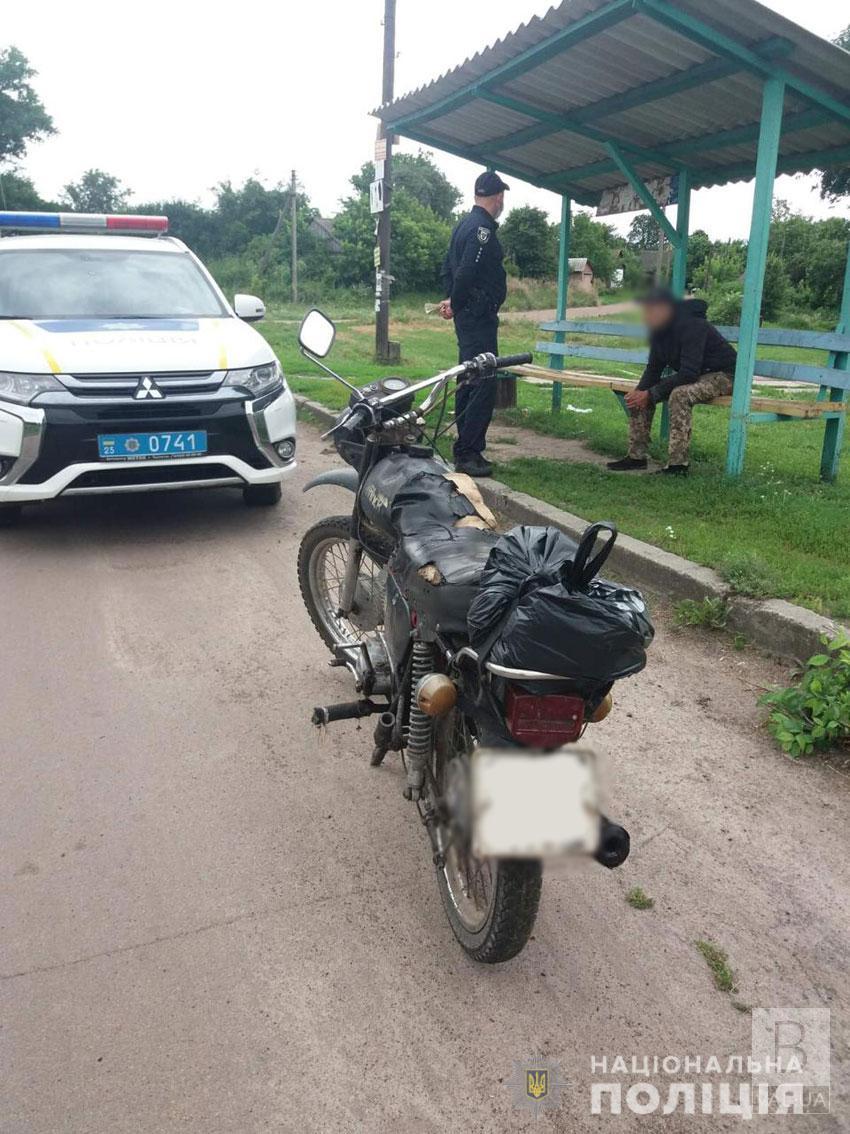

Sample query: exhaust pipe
[595,817,630,869]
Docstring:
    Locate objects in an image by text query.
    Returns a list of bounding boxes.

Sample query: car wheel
[0,504,23,527]
[243,483,282,507]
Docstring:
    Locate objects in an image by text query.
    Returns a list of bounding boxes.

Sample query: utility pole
[374,0,399,362]
[290,168,298,305]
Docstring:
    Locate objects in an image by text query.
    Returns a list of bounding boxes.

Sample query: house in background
[568,257,594,285]
[309,216,342,255]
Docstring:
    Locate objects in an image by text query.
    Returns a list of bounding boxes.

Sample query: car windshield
[0,248,227,319]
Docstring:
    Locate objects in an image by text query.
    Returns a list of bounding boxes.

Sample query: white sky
[7,0,849,240]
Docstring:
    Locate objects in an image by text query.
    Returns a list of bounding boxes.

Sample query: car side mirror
[298,308,336,358]
[234,294,265,322]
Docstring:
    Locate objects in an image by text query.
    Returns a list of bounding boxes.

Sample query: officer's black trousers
[453,310,498,461]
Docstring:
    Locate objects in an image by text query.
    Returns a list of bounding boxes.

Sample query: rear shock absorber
[403,640,434,801]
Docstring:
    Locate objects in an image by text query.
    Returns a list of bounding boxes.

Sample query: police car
[0,211,297,522]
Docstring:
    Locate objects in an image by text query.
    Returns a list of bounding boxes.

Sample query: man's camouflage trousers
[628,371,734,466]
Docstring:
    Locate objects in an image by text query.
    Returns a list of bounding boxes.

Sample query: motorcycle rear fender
[303,468,359,494]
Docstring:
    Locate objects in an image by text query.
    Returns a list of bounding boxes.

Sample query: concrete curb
[293,393,840,663]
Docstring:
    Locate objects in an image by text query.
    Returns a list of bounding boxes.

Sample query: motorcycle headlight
[224,360,285,398]
[0,371,64,405]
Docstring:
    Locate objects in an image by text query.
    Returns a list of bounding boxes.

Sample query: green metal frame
[726,77,785,477]
[820,249,850,481]
[550,195,571,412]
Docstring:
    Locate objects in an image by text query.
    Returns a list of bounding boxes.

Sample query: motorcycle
[297,309,651,963]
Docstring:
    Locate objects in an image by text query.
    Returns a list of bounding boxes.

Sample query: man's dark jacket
[637,299,737,404]
[440,204,507,317]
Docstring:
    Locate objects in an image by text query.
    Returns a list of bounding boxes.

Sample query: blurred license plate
[97,430,207,460]
[471,746,598,859]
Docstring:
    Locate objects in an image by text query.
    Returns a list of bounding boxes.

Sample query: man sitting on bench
[607,287,738,476]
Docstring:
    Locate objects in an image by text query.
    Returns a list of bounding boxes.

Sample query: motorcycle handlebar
[494,352,534,369]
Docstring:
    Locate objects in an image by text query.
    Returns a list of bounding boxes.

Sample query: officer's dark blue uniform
[440,172,509,472]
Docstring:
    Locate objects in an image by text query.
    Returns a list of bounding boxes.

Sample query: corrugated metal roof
[377,0,850,202]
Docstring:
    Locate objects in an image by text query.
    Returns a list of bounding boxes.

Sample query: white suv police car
[0,211,296,522]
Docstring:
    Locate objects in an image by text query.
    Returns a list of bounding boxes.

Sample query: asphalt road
[2,422,848,1133]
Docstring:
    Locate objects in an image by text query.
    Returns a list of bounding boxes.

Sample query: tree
[63,169,130,212]
[0,170,56,211]
[819,26,850,201]
[686,229,712,284]
[570,211,617,285]
[626,213,661,250]
[334,183,451,293]
[0,46,54,167]
[499,205,554,278]
[351,151,460,222]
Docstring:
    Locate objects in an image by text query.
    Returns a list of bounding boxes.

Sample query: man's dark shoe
[455,456,494,479]
[606,457,647,471]
[657,464,689,476]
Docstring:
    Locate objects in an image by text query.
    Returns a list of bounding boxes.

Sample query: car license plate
[97,430,207,460]
[471,746,599,859]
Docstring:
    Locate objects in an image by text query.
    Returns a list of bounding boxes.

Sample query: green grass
[625,886,654,910]
[674,598,730,630]
[695,940,737,994]
[260,310,850,620]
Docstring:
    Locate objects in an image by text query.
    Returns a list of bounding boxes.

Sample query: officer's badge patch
[477,226,490,244]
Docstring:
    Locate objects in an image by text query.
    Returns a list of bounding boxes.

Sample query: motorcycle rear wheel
[298,515,385,651]
[432,712,542,964]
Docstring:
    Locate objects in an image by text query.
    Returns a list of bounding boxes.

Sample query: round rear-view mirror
[298,309,336,358]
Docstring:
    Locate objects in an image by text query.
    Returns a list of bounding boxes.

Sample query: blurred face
[476,192,505,219]
[642,299,674,331]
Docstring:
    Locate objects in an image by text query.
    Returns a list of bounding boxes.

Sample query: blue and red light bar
[0,211,168,234]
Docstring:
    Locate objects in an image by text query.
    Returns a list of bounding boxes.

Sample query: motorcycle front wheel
[432,711,542,964]
[298,515,385,651]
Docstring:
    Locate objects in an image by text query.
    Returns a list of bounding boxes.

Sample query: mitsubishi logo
[133,376,164,400]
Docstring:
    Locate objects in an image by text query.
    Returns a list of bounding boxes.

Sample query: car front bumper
[0,386,297,503]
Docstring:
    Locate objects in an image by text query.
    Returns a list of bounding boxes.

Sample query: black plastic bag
[467,524,654,684]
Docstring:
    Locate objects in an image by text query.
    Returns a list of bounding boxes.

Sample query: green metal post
[820,244,850,481]
[671,169,691,296]
[551,195,571,412]
[725,77,784,478]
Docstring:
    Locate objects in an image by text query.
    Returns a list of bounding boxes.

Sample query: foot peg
[370,712,395,767]
[311,700,381,727]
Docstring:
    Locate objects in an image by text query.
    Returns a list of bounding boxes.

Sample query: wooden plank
[539,321,850,353]
[714,326,850,352]
[540,320,645,337]
[754,360,850,389]
[536,342,649,364]
[509,366,847,418]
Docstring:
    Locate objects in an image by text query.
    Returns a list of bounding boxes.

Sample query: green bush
[704,287,742,324]
[760,633,850,757]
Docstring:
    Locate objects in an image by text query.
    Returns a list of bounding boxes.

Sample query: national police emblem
[509,1056,563,1113]
[477,226,490,244]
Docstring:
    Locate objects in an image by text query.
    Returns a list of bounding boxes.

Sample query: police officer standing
[439,171,509,477]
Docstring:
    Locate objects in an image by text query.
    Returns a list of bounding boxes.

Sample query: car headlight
[0,371,64,405]
[224,360,285,398]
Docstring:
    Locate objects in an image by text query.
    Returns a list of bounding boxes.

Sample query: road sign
[597,173,679,217]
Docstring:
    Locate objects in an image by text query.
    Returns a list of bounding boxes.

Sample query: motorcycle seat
[393,526,499,637]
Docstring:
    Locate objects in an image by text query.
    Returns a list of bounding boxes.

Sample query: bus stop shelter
[377,0,850,477]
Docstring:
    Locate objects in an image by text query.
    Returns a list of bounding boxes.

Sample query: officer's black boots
[455,455,494,479]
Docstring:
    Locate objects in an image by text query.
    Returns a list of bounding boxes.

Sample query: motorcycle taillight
[504,685,585,748]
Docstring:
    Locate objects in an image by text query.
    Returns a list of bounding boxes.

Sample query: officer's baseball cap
[475,171,510,196]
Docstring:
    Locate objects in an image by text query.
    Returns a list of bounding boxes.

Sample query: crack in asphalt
[0,883,387,982]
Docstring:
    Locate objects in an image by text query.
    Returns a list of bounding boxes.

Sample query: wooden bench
[511,319,850,480]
